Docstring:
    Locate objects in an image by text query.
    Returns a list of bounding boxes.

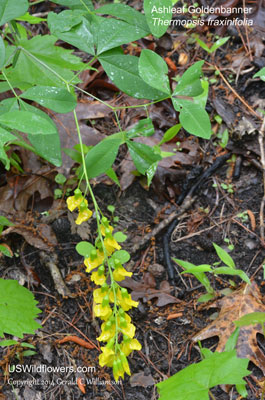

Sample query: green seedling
[173,243,251,303]
[194,34,230,54]
[224,237,234,251]
[221,182,234,193]
[0,216,14,257]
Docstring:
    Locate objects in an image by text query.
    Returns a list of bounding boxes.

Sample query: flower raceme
[68,194,142,382]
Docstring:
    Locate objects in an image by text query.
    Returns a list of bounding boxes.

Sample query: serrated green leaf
[179,103,212,139]
[112,250,130,264]
[127,140,161,175]
[48,11,95,55]
[76,241,94,257]
[139,49,170,94]
[83,138,122,179]
[173,61,204,98]
[253,67,265,82]
[96,3,150,33]
[0,0,28,25]
[234,312,265,327]
[0,279,41,338]
[21,86,77,113]
[99,48,166,100]
[0,37,5,69]
[6,35,86,89]
[157,350,250,400]
[144,0,172,38]
[126,118,154,139]
[213,243,235,268]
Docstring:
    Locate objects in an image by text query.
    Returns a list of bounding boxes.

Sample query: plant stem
[208,390,217,400]
[1,70,20,101]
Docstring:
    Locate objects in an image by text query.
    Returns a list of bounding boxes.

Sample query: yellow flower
[91,270,106,286]
[120,322,135,338]
[121,338,142,357]
[94,303,112,321]
[84,250,104,273]
[75,207,92,225]
[100,224,113,237]
[117,289,138,311]
[99,346,115,367]
[104,237,121,255]
[97,321,115,342]
[113,265,132,282]
[93,288,107,304]
[67,195,87,212]
[120,352,131,376]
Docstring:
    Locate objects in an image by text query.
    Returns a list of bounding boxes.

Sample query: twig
[259,117,265,241]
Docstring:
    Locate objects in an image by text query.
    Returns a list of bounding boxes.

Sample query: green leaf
[0,37,5,69]
[21,86,77,113]
[234,312,265,327]
[180,265,213,273]
[194,36,212,53]
[159,124,181,145]
[22,350,36,357]
[76,241,94,257]
[213,243,235,268]
[16,12,46,24]
[0,0,28,25]
[146,161,158,186]
[18,100,62,167]
[139,49,170,94]
[0,340,18,347]
[210,37,230,53]
[0,126,17,169]
[92,15,149,55]
[213,267,251,285]
[21,342,36,348]
[127,140,162,175]
[197,293,215,303]
[48,11,95,55]
[99,48,166,100]
[6,35,86,89]
[96,4,150,33]
[173,258,213,294]
[112,250,130,264]
[0,279,41,338]
[0,216,13,227]
[0,110,57,136]
[156,350,250,400]
[83,138,122,179]
[254,67,265,82]
[126,118,155,139]
[179,102,212,139]
[113,232,127,243]
[0,245,12,257]
[225,327,240,351]
[144,0,172,38]
[105,167,120,187]
[51,0,94,10]
[173,61,204,98]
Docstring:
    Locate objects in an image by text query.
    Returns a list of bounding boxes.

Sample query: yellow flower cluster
[67,189,92,225]
[68,199,142,382]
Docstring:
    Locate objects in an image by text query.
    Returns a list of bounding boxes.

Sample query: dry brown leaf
[193,282,265,374]
[121,272,180,307]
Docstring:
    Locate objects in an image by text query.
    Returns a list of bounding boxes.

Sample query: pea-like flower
[113,264,132,282]
[66,189,85,211]
[94,303,112,321]
[84,250,105,273]
[97,320,115,341]
[117,288,139,311]
[104,237,121,255]
[91,266,106,286]
[99,346,115,368]
[75,205,92,225]
[120,337,142,357]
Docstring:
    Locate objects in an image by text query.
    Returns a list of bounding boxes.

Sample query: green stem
[1,70,20,101]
